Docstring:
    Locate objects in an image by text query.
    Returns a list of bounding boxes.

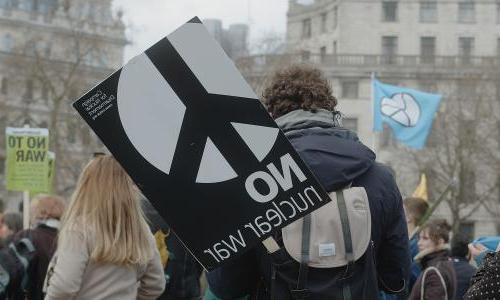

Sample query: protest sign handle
[262,237,280,254]
[22,124,30,230]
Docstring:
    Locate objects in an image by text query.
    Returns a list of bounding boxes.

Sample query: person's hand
[468,242,490,267]
[468,242,487,259]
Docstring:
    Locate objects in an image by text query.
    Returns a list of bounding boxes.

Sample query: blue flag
[373,78,442,149]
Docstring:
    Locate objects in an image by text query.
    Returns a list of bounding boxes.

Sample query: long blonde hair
[58,155,152,266]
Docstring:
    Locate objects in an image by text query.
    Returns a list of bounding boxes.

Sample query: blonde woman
[44,155,165,300]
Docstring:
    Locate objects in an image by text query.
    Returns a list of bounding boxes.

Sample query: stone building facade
[0,0,127,208]
[204,18,249,60]
[237,0,500,237]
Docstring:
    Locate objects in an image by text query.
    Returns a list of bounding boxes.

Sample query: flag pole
[370,72,376,153]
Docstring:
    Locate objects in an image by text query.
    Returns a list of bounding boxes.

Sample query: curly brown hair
[422,219,451,244]
[262,65,337,118]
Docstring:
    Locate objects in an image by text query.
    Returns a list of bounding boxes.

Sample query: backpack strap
[336,190,354,300]
[291,213,311,299]
[9,238,36,291]
[420,266,447,300]
[0,263,10,297]
[8,238,35,271]
[336,191,354,263]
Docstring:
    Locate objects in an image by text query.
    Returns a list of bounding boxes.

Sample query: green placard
[6,127,50,192]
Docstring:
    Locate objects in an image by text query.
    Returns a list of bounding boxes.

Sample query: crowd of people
[0,65,498,300]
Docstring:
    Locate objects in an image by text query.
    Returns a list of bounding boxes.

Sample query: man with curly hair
[207,65,410,299]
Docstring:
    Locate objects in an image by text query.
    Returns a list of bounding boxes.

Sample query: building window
[420,36,436,63]
[343,118,358,133]
[18,0,34,11]
[332,6,338,29]
[341,81,359,98]
[458,37,474,64]
[458,222,475,241]
[458,0,475,23]
[1,78,7,95]
[382,36,398,64]
[25,40,37,56]
[497,38,500,56]
[1,34,13,52]
[382,1,398,22]
[321,12,328,33]
[420,1,437,23]
[1,0,18,9]
[24,79,33,100]
[497,1,500,24]
[459,163,476,204]
[84,2,92,19]
[302,18,312,39]
[301,50,311,62]
[320,46,327,62]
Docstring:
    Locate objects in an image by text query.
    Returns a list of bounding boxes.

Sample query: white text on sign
[203,153,324,264]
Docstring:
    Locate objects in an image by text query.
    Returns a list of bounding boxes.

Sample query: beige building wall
[0,0,127,209]
[238,0,500,237]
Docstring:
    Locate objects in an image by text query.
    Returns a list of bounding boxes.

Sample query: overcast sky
[113,0,289,62]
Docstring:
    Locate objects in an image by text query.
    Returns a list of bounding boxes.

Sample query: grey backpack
[282,187,371,269]
[265,186,374,300]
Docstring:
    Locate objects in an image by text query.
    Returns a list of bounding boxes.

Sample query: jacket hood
[276,109,376,191]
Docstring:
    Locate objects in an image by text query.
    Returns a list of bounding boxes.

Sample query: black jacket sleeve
[376,169,411,294]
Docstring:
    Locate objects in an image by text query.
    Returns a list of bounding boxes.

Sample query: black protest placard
[73,17,331,270]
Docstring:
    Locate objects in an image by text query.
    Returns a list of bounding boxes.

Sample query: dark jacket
[207,109,410,299]
[409,233,422,293]
[381,234,420,300]
[10,220,59,300]
[409,249,457,300]
[451,257,475,300]
[142,199,203,300]
[464,251,500,299]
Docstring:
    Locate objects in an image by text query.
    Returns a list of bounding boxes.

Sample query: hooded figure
[206,66,410,300]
